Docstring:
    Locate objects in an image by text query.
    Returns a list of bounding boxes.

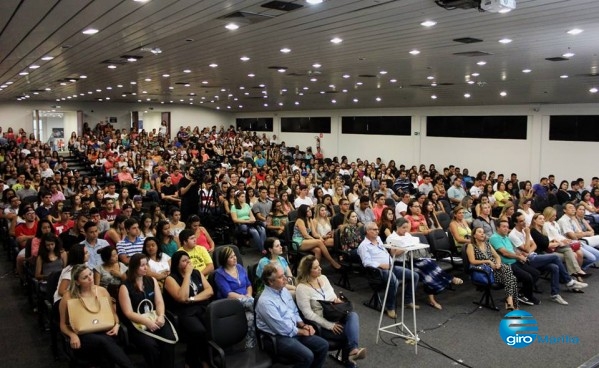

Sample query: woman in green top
[156,220,180,257]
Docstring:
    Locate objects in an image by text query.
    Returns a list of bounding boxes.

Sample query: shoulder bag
[67,287,115,334]
[132,298,179,344]
[469,264,495,285]
[317,299,353,323]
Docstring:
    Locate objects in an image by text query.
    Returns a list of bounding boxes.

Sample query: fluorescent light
[420,20,437,27]
[471,73,480,77]
[183,69,191,73]
[379,70,387,75]
[127,57,137,62]
[19,71,29,75]
[560,75,568,79]
[375,97,381,102]
[80,75,87,79]
[590,88,598,93]
[82,28,99,35]
[162,74,170,77]
[431,95,437,99]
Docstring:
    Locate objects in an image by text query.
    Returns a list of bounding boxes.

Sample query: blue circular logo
[499,310,538,348]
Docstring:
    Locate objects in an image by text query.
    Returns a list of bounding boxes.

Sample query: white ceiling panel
[1,0,598,111]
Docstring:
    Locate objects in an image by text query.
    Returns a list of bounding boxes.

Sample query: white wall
[234,103,599,184]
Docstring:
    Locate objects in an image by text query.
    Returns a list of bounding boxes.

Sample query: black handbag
[317,300,353,322]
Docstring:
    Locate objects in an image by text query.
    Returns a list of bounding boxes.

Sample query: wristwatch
[189,296,195,302]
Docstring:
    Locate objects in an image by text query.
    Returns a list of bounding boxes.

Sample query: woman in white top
[517,197,536,227]
[295,256,366,367]
[142,237,171,286]
[312,204,334,247]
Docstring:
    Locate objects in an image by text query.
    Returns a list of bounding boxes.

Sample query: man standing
[80,221,110,269]
[256,264,328,368]
[178,165,200,222]
[357,222,420,318]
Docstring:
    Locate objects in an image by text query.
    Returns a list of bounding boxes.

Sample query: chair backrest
[461,242,472,270]
[206,299,247,347]
[284,221,296,248]
[436,212,451,232]
[384,198,396,210]
[287,210,298,222]
[439,199,452,214]
[428,229,451,253]
[553,204,564,220]
[212,244,244,268]
[45,270,62,303]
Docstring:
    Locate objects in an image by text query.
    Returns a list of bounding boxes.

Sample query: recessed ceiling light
[303,87,309,90]
[127,57,137,62]
[280,48,291,53]
[390,79,397,83]
[431,82,437,87]
[379,70,387,75]
[259,84,266,88]
[209,63,218,68]
[106,87,112,90]
[248,73,255,77]
[225,23,239,30]
[278,68,286,73]
[312,63,322,68]
[431,95,437,99]
[500,91,507,97]
[356,82,363,86]
[107,65,117,69]
[477,61,487,66]
[471,72,480,77]
[590,87,598,93]
[331,100,337,104]
[117,84,123,87]
[29,65,40,69]
[420,20,437,27]
[41,56,54,61]
[306,0,323,4]
[80,75,87,79]
[240,56,250,61]
[310,78,317,82]
[342,74,350,79]
[6,82,13,85]
[522,69,532,73]
[567,28,583,35]
[467,80,475,84]
[45,88,51,91]
[183,69,191,73]
[19,71,29,75]
[96,89,102,92]
[562,52,575,58]
[130,81,137,85]
[498,38,512,44]
[162,74,170,77]
[295,102,300,105]
[69,79,77,83]
[202,81,209,84]
[145,78,152,82]
[560,75,568,79]
[82,28,99,35]
[409,49,420,55]
[353,98,359,103]
[133,0,150,3]
[330,37,343,44]
[464,93,471,98]
[375,97,381,102]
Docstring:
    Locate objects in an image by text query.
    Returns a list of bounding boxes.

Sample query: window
[281,117,331,133]
[236,118,273,131]
[549,115,599,142]
[426,116,527,139]
[341,116,411,135]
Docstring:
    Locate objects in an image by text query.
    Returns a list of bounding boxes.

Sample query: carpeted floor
[2,245,598,368]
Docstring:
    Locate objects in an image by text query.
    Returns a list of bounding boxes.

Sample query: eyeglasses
[368,228,379,231]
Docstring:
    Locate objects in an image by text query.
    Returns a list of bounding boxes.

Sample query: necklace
[226,266,241,286]
[309,277,326,299]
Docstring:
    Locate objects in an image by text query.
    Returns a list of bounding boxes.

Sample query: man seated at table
[256,264,328,368]
[357,222,420,318]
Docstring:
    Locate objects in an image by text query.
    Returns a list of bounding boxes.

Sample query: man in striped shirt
[117,218,145,265]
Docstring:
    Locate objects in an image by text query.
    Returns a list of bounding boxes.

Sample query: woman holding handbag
[119,253,176,368]
[295,255,366,368]
[164,251,213,368]
[59,264,134,368]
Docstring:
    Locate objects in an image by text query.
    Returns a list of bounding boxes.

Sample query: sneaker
[517,296,534,306]
[567,280,588,290]
[530,296,542,305]
[551,294,568,305]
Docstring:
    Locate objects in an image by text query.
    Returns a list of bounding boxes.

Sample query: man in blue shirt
[256,264,328,368]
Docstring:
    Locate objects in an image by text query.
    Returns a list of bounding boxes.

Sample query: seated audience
[448,205,472,252]
[293,204,341,270]
[142,237,171,286]
[230,191,266,252]
[34,234,66,281]
[256,238,296,294]
[94,246,128,292]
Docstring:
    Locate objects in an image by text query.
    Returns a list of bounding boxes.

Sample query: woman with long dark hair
[293,204,341,269]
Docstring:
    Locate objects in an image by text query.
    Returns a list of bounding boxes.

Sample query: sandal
[451,277,464,285]
[505,302,515,311]
[428,301,443,310]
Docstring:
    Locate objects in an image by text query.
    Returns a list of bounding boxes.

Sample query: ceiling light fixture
[248,73,255,77]
[464,93,471,98]
[127,57,138,62]
[431,95,437,99]
[375,97,381,102]
[477,61,487,66]
[500,91,507,97]
[225,23,239,30]
[82,28,99,35]
[330,37,343,44]
[342,74,350,79]
[209,63,218,68]
[240,56,250,61]
[560,75,568,79]
[390,79,397,83]
[379,70,388,75]
[409,49,420,55]
[590,87,598,93]
[471,72,480,77]
[280,48,291,53]
[522,69,532,73]
[562,51,575,58]
[498,38,512,44]
[567,28,583,35]
[162,74,170,77]
[41,56,54,61]
[29,65,40,69]
[420,20,437,27]
[19,71,29,75]
[306,0,323,4]
[312,63,322,68]
[183,69,191,73]
[80,75,87,79]
[107,65,117,69]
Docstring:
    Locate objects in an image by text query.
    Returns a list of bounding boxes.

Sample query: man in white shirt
[395,192,411,218]
[294,184,314,208]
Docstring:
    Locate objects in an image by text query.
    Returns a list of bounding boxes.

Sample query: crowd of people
[2,121,599,367]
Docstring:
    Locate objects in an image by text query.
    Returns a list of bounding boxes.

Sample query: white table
[376,243,429,354]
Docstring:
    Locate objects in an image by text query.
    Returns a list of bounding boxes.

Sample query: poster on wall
[52,128,64,138]
[109,117,117,123]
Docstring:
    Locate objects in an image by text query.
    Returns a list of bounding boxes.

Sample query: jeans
[581,244,599,268]
[380,266,419,310]
[527,253,571,296]
[321,311,360,363]
[238,224,266,251]
[510,262,540,299]
[275,334,329,368]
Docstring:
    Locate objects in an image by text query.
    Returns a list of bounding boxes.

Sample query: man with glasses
[357,222,420,318]
[332,199,351,230]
